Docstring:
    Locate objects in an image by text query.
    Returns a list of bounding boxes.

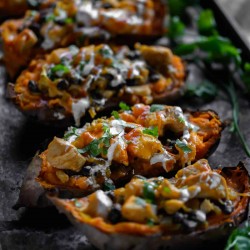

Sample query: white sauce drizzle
[150,149,174,172]
[72,98,90,126]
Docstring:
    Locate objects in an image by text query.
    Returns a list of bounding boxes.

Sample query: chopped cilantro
[185,81,218,101]
[64,127,78,140]
[46,13,55,22]
[79,139,101,157]
[98,45,113,57]
[74,200,82,208]
[163,186,171,193]
[178,116,185,123]
[103,181,116,191]
[143,126,158,137]
[198,9,217,36]
[168,16,185,40]
[147,219,155,227]
[175,139,192,153]
[48,64,70,79]
[225,223,250,250]
[78,124,113,157]
[119,102,130,111]
[150,104,165,112]
[111,111,120,119]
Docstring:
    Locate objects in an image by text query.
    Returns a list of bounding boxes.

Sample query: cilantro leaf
[168,16,185,40]
[64,127,78,140]
[103,181,116,191]
[163,186,171,193]
[185,81,218,101]
[143,127,158,137]
[198,9,217,36]
[111,111,120,119]
[119,102,130,111]
[225,223,250,250]
[174,36,241,66]
[150,104,165,112]
[48,64,70,80]
[175,139,192,153]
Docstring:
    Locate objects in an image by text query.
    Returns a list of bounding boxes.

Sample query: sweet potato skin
[50,162,250,250]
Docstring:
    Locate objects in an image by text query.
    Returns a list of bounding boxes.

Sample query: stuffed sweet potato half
[51,160,250,250]
[1,0,166,78]
[25,104,223,198]
[9,44,185,126]
[0,0,55,19]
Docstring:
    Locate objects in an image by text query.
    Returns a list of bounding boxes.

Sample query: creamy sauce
[72,98,90,126]
[150,149,174,172]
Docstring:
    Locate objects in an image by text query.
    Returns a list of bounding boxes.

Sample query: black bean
[28,80,40,93]
[102,3,113,9]
[125,78,138,86]
[29,23,41,37]
[106,191,115,200]
[102,73,114,82]
[221,200,234,214]
[173,212,185,223]
[149,73,161,83]
[108,204,122,224]
[57,79,70,90]
[67,77,82,85]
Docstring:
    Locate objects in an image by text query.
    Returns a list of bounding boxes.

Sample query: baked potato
[0,0,55,19]
[20,104,223,199]
[1,0,166,78]
[9,44,185,126]
[51,160,250,250]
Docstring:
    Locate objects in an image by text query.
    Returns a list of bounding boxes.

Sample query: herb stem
[226,81,250,157]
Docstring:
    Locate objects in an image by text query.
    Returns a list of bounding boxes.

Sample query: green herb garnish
[48,64,70,79]
[197,9,217,36]
[225,223,250,250]
[103,181,116,191]
[175,139,192,153]
[111,111,120,119]
[78,124,113,157]
[143,127,158,137]
[185,81,218,101]
[174,36,241,66]
[150,104,165,112]
[168,16,185,40]
[226,82,250,157]
[119,102,130,111]
[147,219,155,227]
[64,127,78,140]
[163,186,171,193]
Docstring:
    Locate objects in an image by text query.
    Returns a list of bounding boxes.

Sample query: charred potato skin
[1,0,167,79]
[50,162,250,250]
